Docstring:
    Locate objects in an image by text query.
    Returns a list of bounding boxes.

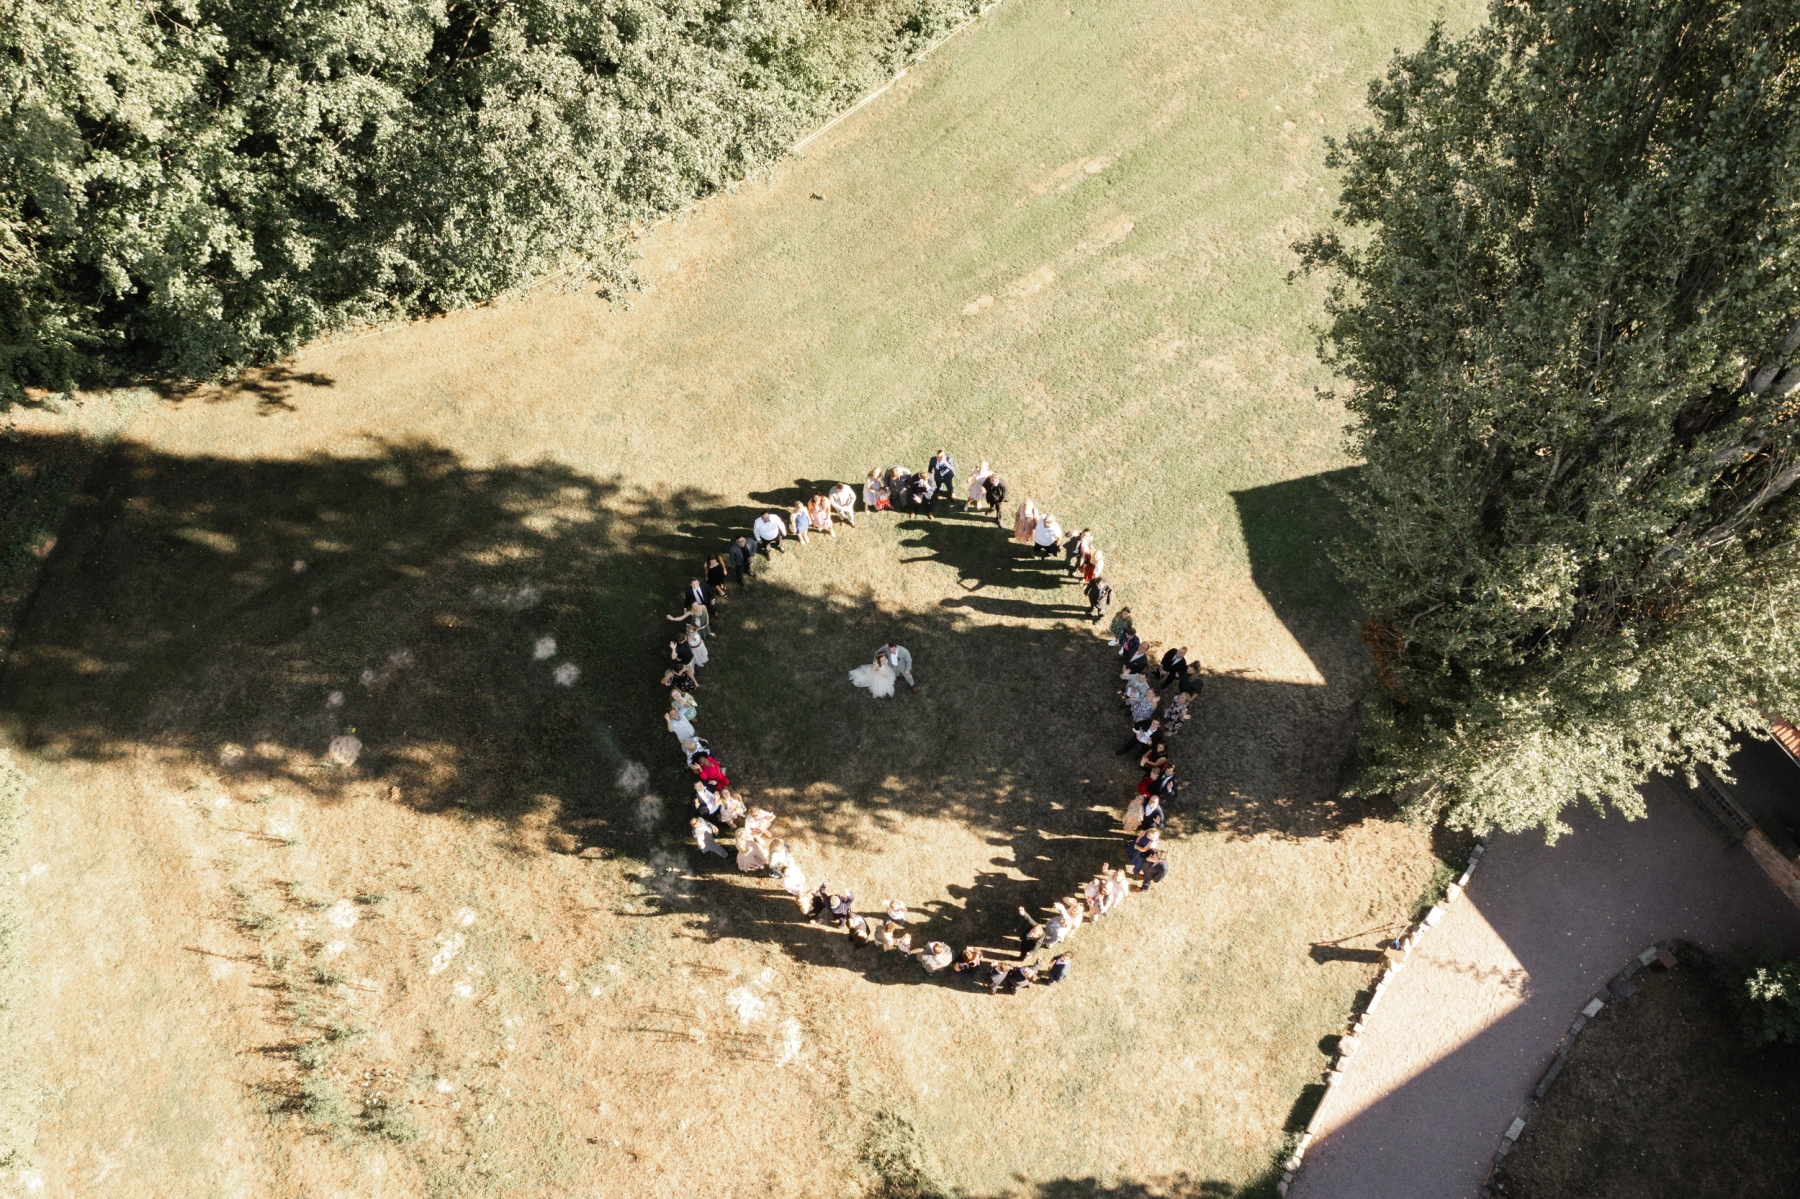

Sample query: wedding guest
[1085,575,1113,621]
[691,816,729,859]
[1128,828,1161,874]
[984,475,1008,522]
[983,961,1011,994]
[919,941,954,972]
[967,461,993,510]
[704,556,728,601]
[727,535,756,586]
[1013,498,1039,544]
[1141,849,1169,890]
[682,624,708,668]
[666,703,696,745]
[668,599,710,640]
[737,831,771,873]
[1161,692,1191,739]
[847,913,876,947]
[1033,513,1062,558]
[1118,717,1160,756]
[828,481,858,526]
[827,888,855,926]
[1064,528,1092,575]
[790,501,811,544]
[952,946,985,979]
[1158,645,1191,691]
[810,495,834,535]
[1108,606,1135,647]
[691,781,723,823]
[1043,953,1072,984]
[1018,906,1046,955]
[690,753,728,791]
[671,688,698,724]
[718,789,746,828]
[1004,962,1039,992]
[930,450,956,503]
[864,469,886,511]
[752,511,788,556]
[885,899,908,925]
[663,661,698,693]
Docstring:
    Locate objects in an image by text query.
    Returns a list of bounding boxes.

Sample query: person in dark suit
[984,475,1008,522]
[727,536,755,586]
[1157,645,1190,691]
[930,450,955,503]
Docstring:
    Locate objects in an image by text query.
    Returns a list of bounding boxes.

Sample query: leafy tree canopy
[1301,0,1800,837]
[0,0,976,398]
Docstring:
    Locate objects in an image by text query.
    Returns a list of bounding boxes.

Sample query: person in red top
[690,755,730,792]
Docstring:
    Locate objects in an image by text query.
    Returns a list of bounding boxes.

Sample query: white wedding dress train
[849,660,898,699]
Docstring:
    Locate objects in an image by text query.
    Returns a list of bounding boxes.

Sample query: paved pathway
[1291,781,1800,1199]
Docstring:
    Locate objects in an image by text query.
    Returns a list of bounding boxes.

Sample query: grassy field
[0,0,1480,1194]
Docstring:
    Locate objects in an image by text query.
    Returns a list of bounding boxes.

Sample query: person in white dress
[849,652,898,699]
[967,461,992,510]
[684,626,708,669]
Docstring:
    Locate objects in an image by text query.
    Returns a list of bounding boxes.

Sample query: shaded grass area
[1495,943,1800,1199]
[1,431,1369,957]
[0,428,1386,1194]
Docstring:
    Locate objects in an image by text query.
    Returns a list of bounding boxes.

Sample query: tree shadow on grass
[1,433,1378,986]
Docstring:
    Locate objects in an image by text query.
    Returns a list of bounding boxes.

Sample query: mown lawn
[0,0,1478,1195]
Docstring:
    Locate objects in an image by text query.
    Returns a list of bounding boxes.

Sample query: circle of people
[658,451,1204,995]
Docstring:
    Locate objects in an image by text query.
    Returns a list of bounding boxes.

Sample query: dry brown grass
[0,0,1482,1193]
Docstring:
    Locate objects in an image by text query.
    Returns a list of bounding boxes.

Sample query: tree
[1300,0,1800,837]
[0,0,979,401]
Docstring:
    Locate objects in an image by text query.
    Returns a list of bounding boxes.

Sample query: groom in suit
[879,640,917,692]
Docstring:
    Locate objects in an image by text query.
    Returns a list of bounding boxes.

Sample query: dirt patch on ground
[1496,944,1800,1199]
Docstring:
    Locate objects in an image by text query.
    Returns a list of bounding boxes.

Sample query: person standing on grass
[967,461,993,510]
[1013,498,1039,545]
[1160,692,1190,739]
[911,471,936,520]
[666,701,697,746]
[984,475,1008,522]
[752,511,788,556]
[1107,606,1134,646]
[877,640,917,692]
[1085,574,1113,621]
[1043,952,1072,984]
[1118,717,1160,757]
[828,481,858,526]
[1157,645,1190,691]
[691,816,729,859]
[919,941,954,972]
[704,556,728,603]
[1064,528,1091,575]
[930,450,956,505]
[790,501,811,544]
[1128,828,1161,875]
[1033,513,1062,558]
[727,535,756,586]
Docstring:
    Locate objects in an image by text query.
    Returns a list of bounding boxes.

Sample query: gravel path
[1290,781,1800,1199]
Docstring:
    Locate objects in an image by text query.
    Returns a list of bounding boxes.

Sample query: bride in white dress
[849,651,898,699]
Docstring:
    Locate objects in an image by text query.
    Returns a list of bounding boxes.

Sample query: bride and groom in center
[848,640,917,699]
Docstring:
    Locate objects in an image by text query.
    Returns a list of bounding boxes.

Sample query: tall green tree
[1301,0,1800,836]
[0,0,977,399]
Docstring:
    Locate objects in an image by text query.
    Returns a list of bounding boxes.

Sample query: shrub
[1739,957,1800,1046]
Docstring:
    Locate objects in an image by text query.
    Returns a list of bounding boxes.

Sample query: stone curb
[1276,835,1492,1195]
[1476,940,1680,1196]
